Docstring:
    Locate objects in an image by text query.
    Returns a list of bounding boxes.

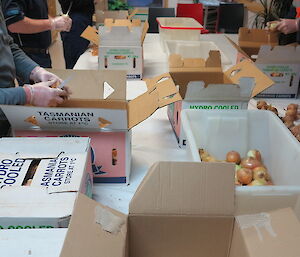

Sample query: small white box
[181,109,300,218]
[165,40,231,66]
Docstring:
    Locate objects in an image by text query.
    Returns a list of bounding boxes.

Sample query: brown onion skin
[237,168,253,185]
[241,157,262,170]
[226,151,241,164]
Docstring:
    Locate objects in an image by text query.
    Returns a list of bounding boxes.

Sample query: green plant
[108,0,131,10]
[253,0,293,28]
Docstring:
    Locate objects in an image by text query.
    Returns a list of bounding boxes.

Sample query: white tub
[181,109,300,219]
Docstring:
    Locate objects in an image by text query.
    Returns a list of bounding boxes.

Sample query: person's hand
[24,81,71,107]
[30,66,62,84]
[50,15,72,32]
[266,20,280,31]
[276,19,299,34]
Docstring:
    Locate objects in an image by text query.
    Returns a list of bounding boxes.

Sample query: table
[74,34,300,214]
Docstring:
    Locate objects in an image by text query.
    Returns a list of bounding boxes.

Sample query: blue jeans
[60,13,92,69]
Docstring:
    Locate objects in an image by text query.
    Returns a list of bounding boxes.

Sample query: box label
[31,155,86,188]
[0,158,31,188]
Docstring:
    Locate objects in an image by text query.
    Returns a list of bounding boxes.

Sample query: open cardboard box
[229,36,300,98]
[99,19,149,79]
[0,137,92,228]
[238,28,279,59]
[0,70,181,183]
[1,162,300,257]
[95,10,129,26]
[167,50,274,147]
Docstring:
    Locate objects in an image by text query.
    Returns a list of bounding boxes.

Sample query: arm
[0,87,26,105]
[7,17,52,34]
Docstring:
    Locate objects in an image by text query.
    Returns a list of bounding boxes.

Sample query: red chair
[176,3,209,34]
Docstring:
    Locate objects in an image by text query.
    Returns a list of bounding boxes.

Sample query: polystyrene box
[156,17,202,51]
[181,109,300,219]
[166,40,231,65]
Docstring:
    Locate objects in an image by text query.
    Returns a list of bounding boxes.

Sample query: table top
[74,33,300,214]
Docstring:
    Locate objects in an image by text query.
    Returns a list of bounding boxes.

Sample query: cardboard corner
[61,193,127,257]
[129,162,235,216]
[233,208,300,257]
[81,26,99,46]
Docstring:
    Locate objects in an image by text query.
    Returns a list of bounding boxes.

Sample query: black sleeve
[285,6,297,19]
[1,0,26,26]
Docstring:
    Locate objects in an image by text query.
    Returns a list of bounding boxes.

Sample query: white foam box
[165,40,231,66]
[181,109,300,219]
[0,137,93,228]
[167,50,274,147]
[157,17,203,52]
[98,19,149,80]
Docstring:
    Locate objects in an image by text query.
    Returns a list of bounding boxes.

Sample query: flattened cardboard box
[0,137,93,228]
[99,19,149,80]
[0,70,181,183]
[230,35,300,98]
[1,162,300,257]
[167,50,274,147]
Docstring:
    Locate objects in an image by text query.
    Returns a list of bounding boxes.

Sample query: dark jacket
[58,0,94,16]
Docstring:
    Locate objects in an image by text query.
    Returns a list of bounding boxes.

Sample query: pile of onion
[257,101,300,142]
[199,148,273,186]
[233,150,272,186]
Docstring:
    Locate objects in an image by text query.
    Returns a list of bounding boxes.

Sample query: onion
[226,151,241,164]
[253,166,268,180]
[248,178,267,186]
[286,109,297,118]
[284,121,295,129]
[291,125,300,137]
[287,104,298,110]
[269,106,278,116]
[257,100,267,109]
[246,150,262,162]
[241,157,262,170]
[237,168,253,185]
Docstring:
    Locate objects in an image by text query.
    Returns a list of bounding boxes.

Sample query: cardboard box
[1,162,300,257]
[181,109,300,218]
[98,19,149,80]
[238,28,278,59]
[230,35,300,98]
[167,50,274,147]
[95,10,129,26]
[0,70,181,183]
[0,137,93,228]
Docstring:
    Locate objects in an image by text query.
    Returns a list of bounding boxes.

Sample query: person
[271,1,300,43]
[59,0,94,69]
[1,0,72,69]
[0,2,71,136]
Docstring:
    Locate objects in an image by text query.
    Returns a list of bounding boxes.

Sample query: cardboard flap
[226,36,250,59]
[61,194,127,257]
[169,51,221,69]
[128,73,181,128]
[231,208,300,257]
[129,162,235,216]
[95,10,128,24]
[238,28,278,46]
[47,69,126,101]
[141,21,149,44]
[256,45,300,63]
[184,79,254,101]
[224,60,274,97]
[80,26,99,46]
